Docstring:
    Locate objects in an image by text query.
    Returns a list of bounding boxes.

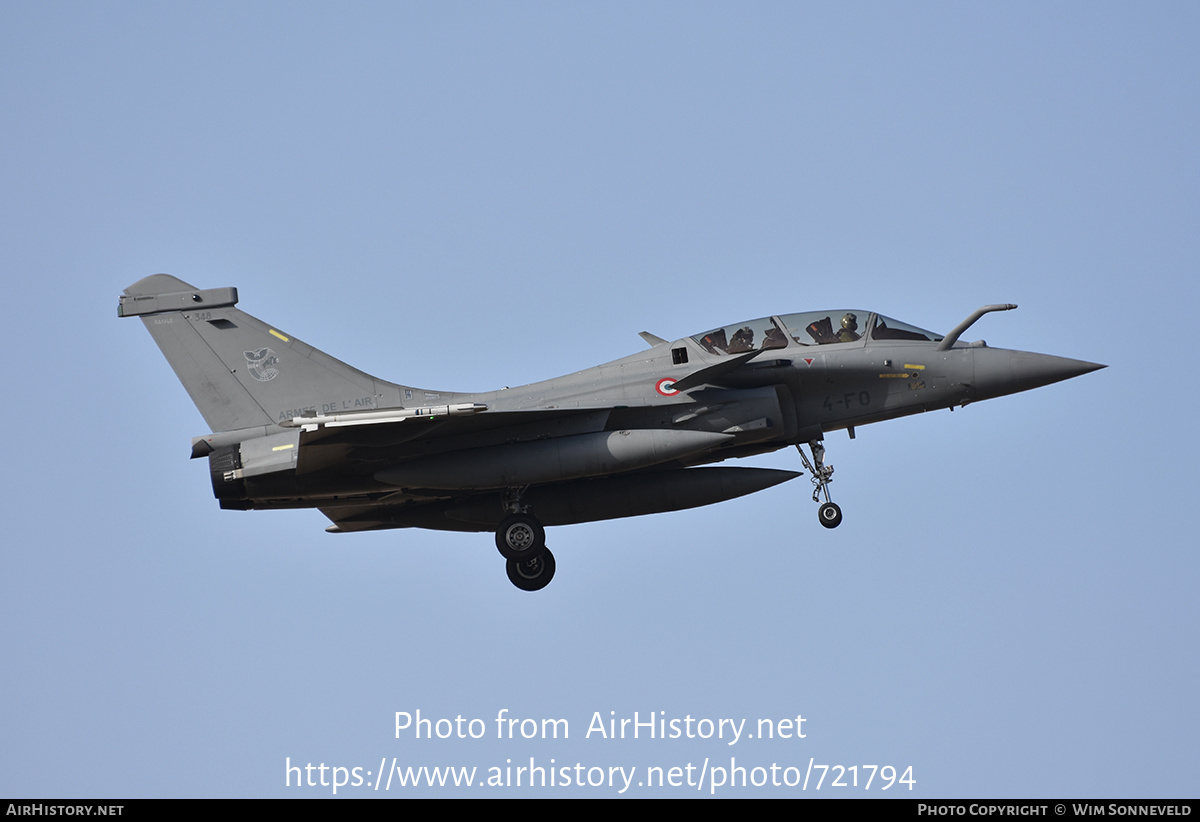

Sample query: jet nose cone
[971,349,1105,401]
[1015,353,1106,386]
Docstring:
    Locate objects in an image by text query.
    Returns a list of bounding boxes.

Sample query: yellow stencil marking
[269,329,289,342]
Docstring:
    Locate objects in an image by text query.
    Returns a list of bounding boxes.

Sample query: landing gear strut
[496,488,555,590]
[796,439,842,529]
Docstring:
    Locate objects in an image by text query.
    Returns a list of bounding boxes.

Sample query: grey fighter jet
[119,274,1103,591]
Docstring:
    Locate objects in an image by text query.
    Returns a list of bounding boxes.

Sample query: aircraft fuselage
[120,277,1103,590]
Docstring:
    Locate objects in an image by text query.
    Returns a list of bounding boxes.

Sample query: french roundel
[655,378,679,396]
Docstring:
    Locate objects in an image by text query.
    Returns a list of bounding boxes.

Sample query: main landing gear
[495,489,556,591]
[796,439,842,529]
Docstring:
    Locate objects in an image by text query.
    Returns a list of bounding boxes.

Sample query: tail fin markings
[120,274,412,434]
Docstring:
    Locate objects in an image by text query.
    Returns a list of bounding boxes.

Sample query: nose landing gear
[796,439,842,529]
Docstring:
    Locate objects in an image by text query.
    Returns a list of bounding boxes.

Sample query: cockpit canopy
[692,311,943,355]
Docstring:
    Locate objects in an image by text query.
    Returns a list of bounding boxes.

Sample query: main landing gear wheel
[506,548,556,592]
[818,502,843,529]
[495,513,546,561]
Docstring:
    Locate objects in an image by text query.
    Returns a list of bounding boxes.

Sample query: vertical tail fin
[120,274,404,433]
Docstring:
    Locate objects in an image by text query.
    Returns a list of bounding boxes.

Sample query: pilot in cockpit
[838,312,860,342]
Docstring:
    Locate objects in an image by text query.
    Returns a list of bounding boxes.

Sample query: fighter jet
[119,274,1103,591]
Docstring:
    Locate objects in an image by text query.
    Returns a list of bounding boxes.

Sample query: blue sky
[2,2,1197,797]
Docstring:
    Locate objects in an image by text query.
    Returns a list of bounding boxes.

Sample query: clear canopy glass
[692,311,942,355]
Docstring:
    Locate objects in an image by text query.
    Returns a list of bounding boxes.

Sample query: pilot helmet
[841,313,858,331]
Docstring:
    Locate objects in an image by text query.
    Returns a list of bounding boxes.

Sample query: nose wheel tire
[496,513,546,561]
[818,502,843,529]
[506,548,556,592]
